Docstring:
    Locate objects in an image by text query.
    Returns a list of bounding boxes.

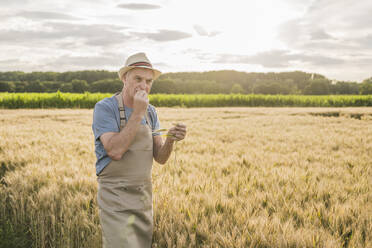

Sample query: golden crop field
[0,107,371,248]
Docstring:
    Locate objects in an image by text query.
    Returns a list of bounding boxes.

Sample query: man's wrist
[164,138,175,146]
[131,110,145,121]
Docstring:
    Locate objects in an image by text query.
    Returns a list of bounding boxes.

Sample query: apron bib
[97,92,154,248]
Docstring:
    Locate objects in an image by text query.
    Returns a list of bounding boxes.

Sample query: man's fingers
[168,123,186,141]
[135,90,148,98]
[173,123,186,128]
[167,125,186,141]
[169,128,185,134]
[174,130,186,138]
[174,124,186,131]
[175,130,186,135]
[175,127,186,132]
[175,134,185,140]
[167,127,176,135]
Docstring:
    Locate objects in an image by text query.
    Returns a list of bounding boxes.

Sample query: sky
[0,0,371,82]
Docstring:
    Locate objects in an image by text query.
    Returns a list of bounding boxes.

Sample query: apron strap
[144,111,152,130]
[114,92,126,130]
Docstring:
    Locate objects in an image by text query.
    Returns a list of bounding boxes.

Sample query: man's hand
[166,123,187,142]
[133,90,149,116]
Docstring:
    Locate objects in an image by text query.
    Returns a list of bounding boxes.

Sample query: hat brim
[118,66,161,81]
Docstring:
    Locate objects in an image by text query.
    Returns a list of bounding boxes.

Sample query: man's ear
[121,73,126,87]
[122,70,131,85]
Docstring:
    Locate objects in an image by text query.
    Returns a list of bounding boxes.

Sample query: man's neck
[122,89,133,108]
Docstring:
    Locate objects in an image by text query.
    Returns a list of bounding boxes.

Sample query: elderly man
[92,52,186,248]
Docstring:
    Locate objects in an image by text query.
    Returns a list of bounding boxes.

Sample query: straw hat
[118,52,161,80]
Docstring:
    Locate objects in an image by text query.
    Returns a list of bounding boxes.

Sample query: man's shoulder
[95,95,117,110]
[147,104,159,126]
[148,103,156,111]
[147,104,158,115]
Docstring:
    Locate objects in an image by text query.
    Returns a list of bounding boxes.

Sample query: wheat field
[0,107,371,248]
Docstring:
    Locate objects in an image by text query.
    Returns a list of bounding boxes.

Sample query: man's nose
[139,81,146,89]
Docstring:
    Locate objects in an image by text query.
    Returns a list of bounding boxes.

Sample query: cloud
[117,3,161,10]
[193,25,220,37]
[0,55,120,72]
[276,0,372,82]
[152,62,170,70]
[310,29,335,40]
[356,58,372,66]
[18,11,81,20]
[0,30,56,43]
[214,50,344,68]
[0,11,13,20]
[355,34,372,49]
[0,0,29,5]
[0,22,129,47]
[278,0,372,49]
[132,29,192,41]
[0,59,20,65]
[351,10,372,29]
[47,22,130,46]
[0,23,190,46]
[48,55,121,68]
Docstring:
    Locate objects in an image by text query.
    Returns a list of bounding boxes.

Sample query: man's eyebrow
[134,74,153,81]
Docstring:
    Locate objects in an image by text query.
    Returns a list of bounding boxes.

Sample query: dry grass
[0,107,371,248]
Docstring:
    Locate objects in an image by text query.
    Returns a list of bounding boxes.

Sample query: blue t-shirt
[92,95,160,175]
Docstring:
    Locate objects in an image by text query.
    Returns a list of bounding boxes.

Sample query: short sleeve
[92,101,119,141]
[149,106,161,136]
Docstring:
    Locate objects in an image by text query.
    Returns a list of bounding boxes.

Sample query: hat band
[129,62,152,68]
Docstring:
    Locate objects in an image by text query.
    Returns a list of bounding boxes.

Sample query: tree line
[0,70,371,94]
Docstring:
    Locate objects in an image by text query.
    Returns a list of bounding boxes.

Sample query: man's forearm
[155,139,175,164]
[106,113,143,160]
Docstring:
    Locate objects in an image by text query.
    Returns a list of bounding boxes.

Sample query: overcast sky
[0,0,371,81]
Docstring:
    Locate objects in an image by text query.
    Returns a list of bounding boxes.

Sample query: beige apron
[97,92,154,248]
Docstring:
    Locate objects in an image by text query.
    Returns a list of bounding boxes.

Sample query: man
[92,52,186,248]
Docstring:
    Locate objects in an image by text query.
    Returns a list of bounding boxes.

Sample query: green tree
[359,78,372,94]
[0,82,15,92]
[89,79,122,93]
[303,79,330,95]
[230,83,245,94]
[253,82,290,94]
[151,79,176,94]
[14,82,28,92]
[60,83,73,92]
[42,81,61,92]
[200,81,222,94]
[25,81,46,92]
[331,81,359,94]
[0,70,341,94]
[71,80,89,93]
